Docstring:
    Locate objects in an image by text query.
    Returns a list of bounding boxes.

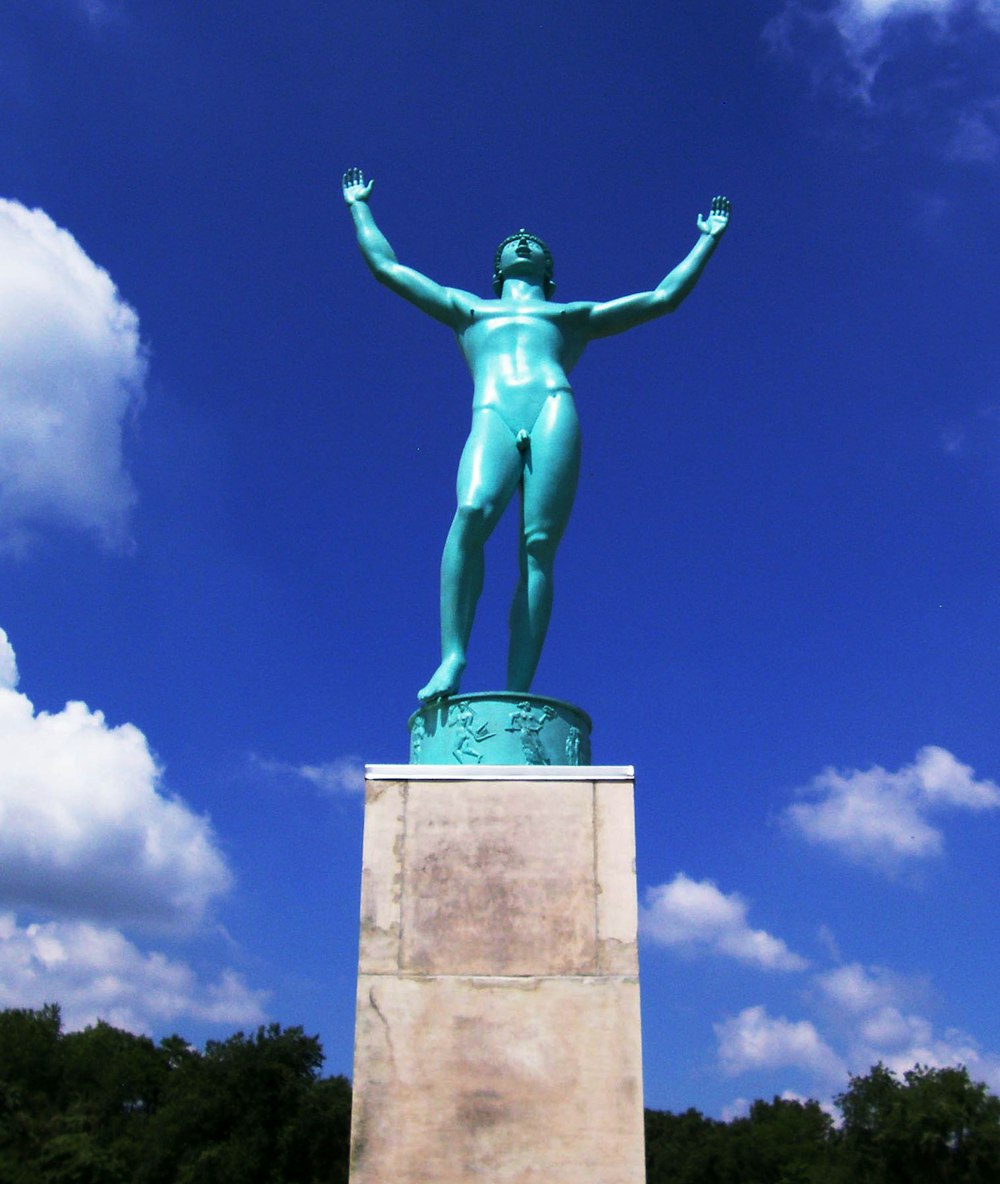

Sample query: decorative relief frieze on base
[408,693,592,766]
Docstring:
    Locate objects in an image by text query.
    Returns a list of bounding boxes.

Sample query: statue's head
[493,230,555,298]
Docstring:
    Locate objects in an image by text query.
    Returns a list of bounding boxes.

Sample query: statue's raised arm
[584,195,731,339]
[342,168,470,328]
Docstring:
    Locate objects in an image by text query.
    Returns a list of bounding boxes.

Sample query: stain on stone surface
[406,838,525,972]
[349,1097,368,1169]
[456,1089,509,1132]
[360,868,376,928]
[400,785,598,976]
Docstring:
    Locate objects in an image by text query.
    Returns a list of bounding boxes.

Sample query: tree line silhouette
[1,1003,998,1182]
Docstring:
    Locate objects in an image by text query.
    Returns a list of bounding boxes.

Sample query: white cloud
[640,873,809,971]
[720,1096,751,1122]
[720,1092,834,1122]
[783,746,999,871]
[253,753,365,796]
[948,99,1000,162]
[295,757,365,795]
[77,0,114,19]
[0,628,17,691]
[765,0,1000,107]
[0,628,231,929]
[815,960,1000,1092]
[816,923,842,962]
[713,961,1000,1101]
[875,1028,1000,1093]
[0,633,268,1034]
[0,912,266,1034]
[715,1005,846,1081]
[57,0,124,29]
[859,1004,930,1046]
[0,199,145,552]
[777,0,964,55]
[816,962,907,1014]
[843,0,950,24]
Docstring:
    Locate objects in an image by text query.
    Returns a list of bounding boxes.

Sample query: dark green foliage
[645,1095,836,1184]
[644,1064,1000,1184]
[0,1003,66,1181]
[836,1062,1000,1183]
[275,1076,352,1184]
[0,1003,63,1103]
[138,1024,349,1184]
[0,1006,351,1184]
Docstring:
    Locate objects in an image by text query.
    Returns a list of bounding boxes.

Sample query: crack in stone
[368,986,397,1070]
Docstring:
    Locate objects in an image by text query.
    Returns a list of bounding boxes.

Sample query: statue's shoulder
[441,287,485,319]
[551,300,594,317]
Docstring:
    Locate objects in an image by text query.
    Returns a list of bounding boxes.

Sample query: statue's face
[498,235,549,282]
[493,230,554,296]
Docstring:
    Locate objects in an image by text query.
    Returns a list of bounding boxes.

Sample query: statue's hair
[492,229,555,297]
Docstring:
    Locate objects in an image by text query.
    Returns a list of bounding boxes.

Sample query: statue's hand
[697,195,731,238]
[342,167,374,206]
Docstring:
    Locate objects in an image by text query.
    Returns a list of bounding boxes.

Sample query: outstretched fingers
[342,167,373,204]
[697,194,731,236]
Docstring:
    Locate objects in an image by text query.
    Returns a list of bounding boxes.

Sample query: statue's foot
[418,655,465,702]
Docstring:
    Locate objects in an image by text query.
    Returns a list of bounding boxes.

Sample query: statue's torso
[456,300,589,422]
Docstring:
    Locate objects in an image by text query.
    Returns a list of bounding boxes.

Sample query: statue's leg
[418,411,523,701]
[506,392,581,692]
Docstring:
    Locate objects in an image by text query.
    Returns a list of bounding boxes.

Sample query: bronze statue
[344,169,730,701]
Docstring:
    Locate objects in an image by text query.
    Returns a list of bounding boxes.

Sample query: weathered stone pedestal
[349,764,644,1184]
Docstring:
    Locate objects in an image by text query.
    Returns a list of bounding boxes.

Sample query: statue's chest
[461,311,565,362]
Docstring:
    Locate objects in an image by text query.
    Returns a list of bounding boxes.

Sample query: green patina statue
[343,168,730,703]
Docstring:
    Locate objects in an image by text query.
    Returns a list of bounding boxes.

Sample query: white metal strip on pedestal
[365,764,634,781]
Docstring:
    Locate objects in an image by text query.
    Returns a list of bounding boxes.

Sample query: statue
[343,168,730,702]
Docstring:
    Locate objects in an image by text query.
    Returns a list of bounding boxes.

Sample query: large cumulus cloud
[782,746,1000,872]
[640,872,809,972]
[0,913,266,1035]
[0,198,145,552]
[0,627,266,1032]
[0,628,231,931]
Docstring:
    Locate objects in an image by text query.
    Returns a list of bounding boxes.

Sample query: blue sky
[2,0,999,1120]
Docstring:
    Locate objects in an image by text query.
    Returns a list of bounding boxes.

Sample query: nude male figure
[342,168,730,702]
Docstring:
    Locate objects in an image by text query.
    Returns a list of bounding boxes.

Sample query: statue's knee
[523,527,557,567]
[454,501,493,539]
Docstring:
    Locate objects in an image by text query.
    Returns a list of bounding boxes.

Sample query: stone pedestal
[349,765,644,1184]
